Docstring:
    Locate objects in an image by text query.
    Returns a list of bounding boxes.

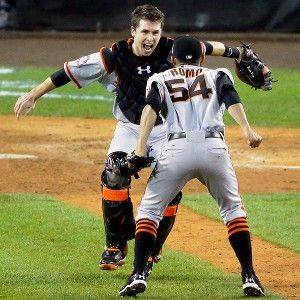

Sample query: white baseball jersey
[137,65,246,225]
[64,51,166,158]
[146,65,234,138]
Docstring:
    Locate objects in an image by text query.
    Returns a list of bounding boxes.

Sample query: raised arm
[203,41,241,58]
[204,41,273,91]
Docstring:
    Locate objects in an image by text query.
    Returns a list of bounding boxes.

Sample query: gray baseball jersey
[137,65,247,224]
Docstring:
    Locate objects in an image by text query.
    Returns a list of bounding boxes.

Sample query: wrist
[223,46,240,59]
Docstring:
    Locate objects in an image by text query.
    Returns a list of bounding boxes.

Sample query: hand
[261,65,273,91]
[126,152,154,172]
[245,128,262,148]
[14,93,36,119]
[235,43,274,91]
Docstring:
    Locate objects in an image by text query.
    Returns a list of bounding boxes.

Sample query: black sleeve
[216,71,241,109]
[203,41,213,55]
[145,82,161,115]
[50,68,70,87]
[203,42,240,58]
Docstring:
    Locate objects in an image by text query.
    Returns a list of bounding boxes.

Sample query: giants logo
[137,66,151,74]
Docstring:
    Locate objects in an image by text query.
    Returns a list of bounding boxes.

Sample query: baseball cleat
[119,272,147,297]
[99,247,126,270]
[242,273,265,297]
[144,256,154,279]
[143,253,162,279]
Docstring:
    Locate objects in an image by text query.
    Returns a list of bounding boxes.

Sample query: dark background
[2,0,300,32]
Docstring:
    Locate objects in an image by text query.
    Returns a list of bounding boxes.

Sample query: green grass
[183,192,300,252]
[1,66,299,127]
[0,193,283,299]
[225,69,300,128]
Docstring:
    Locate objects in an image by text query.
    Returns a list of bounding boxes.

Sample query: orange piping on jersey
[99,47,110,74]
[228,227,250,237]
[64,62,81,88]
[163,205,178,217]
[102,187,129,201]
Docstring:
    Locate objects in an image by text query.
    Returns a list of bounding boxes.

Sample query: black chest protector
[112,37,173,125]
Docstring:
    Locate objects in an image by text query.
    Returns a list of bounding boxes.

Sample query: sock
[152,204,178,257]
[227,217,254,274]
[133,219,157,274]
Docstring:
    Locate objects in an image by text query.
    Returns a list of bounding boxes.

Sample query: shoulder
[146,73,164,90]
[100,47,116,73]
[111,38,133,53]
[215,68,234,84]
[152,36,173,57]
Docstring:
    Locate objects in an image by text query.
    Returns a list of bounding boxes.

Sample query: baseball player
[14,5,272,277]
[119,36,264,297]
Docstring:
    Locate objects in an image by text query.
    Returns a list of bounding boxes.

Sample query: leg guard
[151,191,182,259]
[101,152,136,250]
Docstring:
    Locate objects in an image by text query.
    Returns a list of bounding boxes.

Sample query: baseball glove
[126,152,154,174]
[234,43,274,91]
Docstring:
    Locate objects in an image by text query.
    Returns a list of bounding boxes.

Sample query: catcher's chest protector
[112,37,173,125]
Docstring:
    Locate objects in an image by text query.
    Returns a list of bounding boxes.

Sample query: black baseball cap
[172,36,202,62]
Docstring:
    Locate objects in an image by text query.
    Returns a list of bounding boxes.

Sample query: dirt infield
[1,33,300,298]
[1,116,299,299]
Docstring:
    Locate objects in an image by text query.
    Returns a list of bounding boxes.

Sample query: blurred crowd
[0,0,15,29]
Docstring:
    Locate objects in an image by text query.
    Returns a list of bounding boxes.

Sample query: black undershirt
[50,68,70,87]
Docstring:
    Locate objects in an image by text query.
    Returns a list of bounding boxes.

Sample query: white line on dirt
[0,153,38,160]
[236,163,300,170]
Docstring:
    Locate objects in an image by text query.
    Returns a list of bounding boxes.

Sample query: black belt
[168,131,224,141]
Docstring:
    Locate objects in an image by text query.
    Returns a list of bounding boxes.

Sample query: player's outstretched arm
[204,41,241,58]
[14,77,56,119]
[205,41,272,90]
[228,103,262,148]
[14,67,72,119]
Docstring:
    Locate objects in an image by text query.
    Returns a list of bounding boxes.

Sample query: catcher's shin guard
[100,189,135,270]
[102,186,136,247]
[151,191,182,259]
[100,161,136,270]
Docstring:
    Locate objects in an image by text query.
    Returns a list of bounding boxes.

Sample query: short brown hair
[131,4,165,28]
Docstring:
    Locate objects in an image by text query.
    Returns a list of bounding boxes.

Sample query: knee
[101,151,132,190]
[168,191,182,206]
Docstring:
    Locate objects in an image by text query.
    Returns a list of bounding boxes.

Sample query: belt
[168,131,224,141]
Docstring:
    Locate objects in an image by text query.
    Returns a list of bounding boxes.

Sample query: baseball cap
[172,35,202,62]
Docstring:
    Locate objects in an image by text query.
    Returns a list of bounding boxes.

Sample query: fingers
[14,98,22,119]
[262,65,270,77]
[14,94,35,119]
[248,135,262,148]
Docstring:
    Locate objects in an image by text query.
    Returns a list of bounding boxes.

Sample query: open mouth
[143,43,154,51]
